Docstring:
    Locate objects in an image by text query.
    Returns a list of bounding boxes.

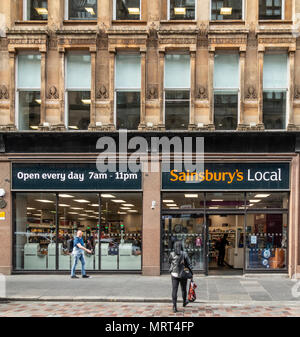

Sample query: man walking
[71,230,92,279]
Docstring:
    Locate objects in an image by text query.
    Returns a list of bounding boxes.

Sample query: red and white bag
[188,280,197,302]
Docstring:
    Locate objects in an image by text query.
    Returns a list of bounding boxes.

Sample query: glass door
[161,213,205,272]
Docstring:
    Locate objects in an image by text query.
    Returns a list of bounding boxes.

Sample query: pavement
[2,273,300,304]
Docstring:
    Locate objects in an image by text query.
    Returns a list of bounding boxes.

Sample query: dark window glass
[116,91,140,130]
[116,0,140,20]
[19,91,41,130]
[206,192,245,209]
[259,0,282,20]
[211,0,243,20]
[169,0,196,20]
[68,0,97,20]
[214,91,238,130]
[68,91,90,130]
[26,0,48,20]
[246,192,289,210]
[263,91,286,130]
[162,193,205,209]
[165,90,190,130]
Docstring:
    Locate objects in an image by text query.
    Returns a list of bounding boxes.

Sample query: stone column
[237,50,246,129]
[139,50,146,129]
[257,48,265,129]
[189,50,196,130]
[142,160,161,276]
[287,49,296,130]
[89,47,97,129]
[8,50,16,129]
[54,47,66,131]
[108,50,115,127]
[158,50,165,129]
[40,50,47,125]
[208,50,215,129]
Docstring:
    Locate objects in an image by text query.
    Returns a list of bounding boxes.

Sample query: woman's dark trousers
[171,276,187,306]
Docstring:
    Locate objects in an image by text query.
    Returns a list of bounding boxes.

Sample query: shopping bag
[188,280,197,302]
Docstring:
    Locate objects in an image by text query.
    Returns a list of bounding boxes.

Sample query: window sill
[258,20,293,24]
[63,20,97,25]
[209,20,245,25]
[14,20,48,25]
[160,20,197,24]
[112,20,147,25]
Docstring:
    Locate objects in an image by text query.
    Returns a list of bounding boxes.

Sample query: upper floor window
[115,54,141,130]
[211,0,243,20]
[66,0,97,20]
[214,52,239,130]
[23,0,48,20]
[169,0,196,20]
[259,0,284,20]
[65,53,91,130]
[164,54,190,130]
[114,0,141,20]
[263,54,288,130]
[17,54,41,130]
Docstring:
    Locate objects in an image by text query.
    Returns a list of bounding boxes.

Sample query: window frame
[113,0,142,21]
[23,0,48,21]
[259,0,285,21]
[16,52,42,130]
[210,0,245,21]
[65,0,98,21]
[167,0,197,21]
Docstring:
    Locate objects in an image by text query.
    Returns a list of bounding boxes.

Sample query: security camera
[151,201,156,209]
[0,189,5,197]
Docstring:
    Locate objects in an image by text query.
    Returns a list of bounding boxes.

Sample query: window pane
[211,0,243,20]
[115,54,141,89]
[165,54,190,89]
[169,0,196,20]
[19,91,41,130]
[116,91,140,130]
[68,91,90,130]
[15,193,56,271]
[100,193,142,270]
[206,192,245,209]
[162,193,205,209]
[66,54,91,89]
[18,54,41,89]
[116,0,140,20]
[26,0,48,20]
[259,0,282,20]
[263,54,287,89]
[214,53,239,89]
[68,0,97,19]
[245,213,288,270]
[246,192,289,210]
[263,91,286,130]
[165,90,190,130]
[214,91,238,130]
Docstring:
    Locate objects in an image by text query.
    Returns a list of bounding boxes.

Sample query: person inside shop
[168,241,193,313]
[217,234,229,267]
[70,230,92,279]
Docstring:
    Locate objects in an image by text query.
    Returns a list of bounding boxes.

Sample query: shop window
[214,53,239,130]
[114,0,141,20]
[17,54,41,130]
[169,0,196,20]
[259,0,283,20]
[245,213,288,270]
[164,54,190,130]
[14,193,56,271]
[66,0,97,20]
[246,192,289,210]
[162,193,205,209]
[211,0,243,20]
[115,54,141,130]
[263,54,288,130]
[23,0,48,20]
[206,192,245,209]
[66,53,91,130]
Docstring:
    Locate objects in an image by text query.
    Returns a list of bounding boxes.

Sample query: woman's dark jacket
[169,251,193,276]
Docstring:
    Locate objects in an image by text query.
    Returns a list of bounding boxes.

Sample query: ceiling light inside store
[35,8,48,15]
[250,200,261,203]
[174,7,186,15]
[211,199,223,202]
[35,199,54,203]
[85,7,95,15]
[35,99,41,104]
[68,212,78,214]
[170,207,179,209]
[122,204,134,207]
[128,8,140,15]
[255,194,270,198]
[163,200,174,203]
[59,204,70,207]
[184,194,198,198]
[27,207,35,210]
[90,204,99,207]
[112,200,126,203]
[167,204,177,207]
[128,210,138,213]
[120,207,131,210]
[85,210,95,213]
[101,194,115,198]
[249,204,254,207]
[69,126,79,130]
[59,194,74,198]
[74,200,90,203]
[30,126,39,130]
[118,212,127,214]
[78,218,86,220]
[70,207,83,210]
[81,99,91,105]
[220,7,232,15]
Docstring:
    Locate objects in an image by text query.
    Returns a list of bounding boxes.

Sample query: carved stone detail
[196,86,208,100]
[47,86,59,99]
[246,86,257,100]
[0,85,9,99]
[96,85,109,99]
[295,86,300,99]
[147,85,158,100]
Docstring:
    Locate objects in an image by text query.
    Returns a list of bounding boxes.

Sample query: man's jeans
[71,252,86,276]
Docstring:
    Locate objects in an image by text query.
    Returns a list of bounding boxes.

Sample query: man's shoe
[82,275,91,278]
[71,275,79,279]
[183,300,189,307]
[173,305,178,313]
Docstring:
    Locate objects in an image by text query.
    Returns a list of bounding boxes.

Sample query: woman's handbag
[179,254,193,279]
[188,280,197,302]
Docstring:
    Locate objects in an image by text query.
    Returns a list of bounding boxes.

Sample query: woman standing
[169,241,193,313]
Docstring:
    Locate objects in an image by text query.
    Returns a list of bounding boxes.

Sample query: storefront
[161,163,290,274]
[12,163,143,272]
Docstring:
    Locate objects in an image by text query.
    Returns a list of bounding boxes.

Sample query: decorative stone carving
[96,85,109,99]
[147,86,158,100]
[295,86,300,99]
[246,86,257,100]
[47,86,59,99]
[0,85,9,99]
[197,86,208,100]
